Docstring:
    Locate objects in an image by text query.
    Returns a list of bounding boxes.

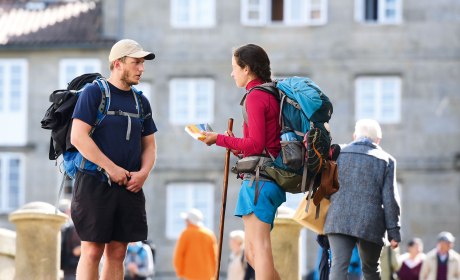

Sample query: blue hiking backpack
[242,76,335,194]
[41,73,146,179]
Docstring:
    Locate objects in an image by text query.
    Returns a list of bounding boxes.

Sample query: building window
[0,59,28,146]
[0,153,24,213]
[241,0,327,26]
[166,182,215,239]
[355,0,402,24]
[59,59,101,88]
[171,0,216,28]
[169,78,214,125]
[355,76,401,124]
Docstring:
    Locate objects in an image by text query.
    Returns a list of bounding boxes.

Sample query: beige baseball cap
[109,39,155,62]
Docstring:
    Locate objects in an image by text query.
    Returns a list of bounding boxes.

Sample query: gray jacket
[324,138,401,245]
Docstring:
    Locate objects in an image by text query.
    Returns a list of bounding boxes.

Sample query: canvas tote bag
[293,159,338,234]
[293,196,330,234]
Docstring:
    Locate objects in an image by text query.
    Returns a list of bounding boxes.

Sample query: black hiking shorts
[70,171,147,243]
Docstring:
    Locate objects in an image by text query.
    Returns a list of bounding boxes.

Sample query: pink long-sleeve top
[216,79,281,158]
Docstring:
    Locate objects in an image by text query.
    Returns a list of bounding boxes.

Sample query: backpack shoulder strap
[240,82,279,124]
[77,78,110,177]
[240,92,249,125]
[93,78,111,126]
[240,82,285,127]
[253,82,280,100]
[131,86,148,121]
[130,86,153,134]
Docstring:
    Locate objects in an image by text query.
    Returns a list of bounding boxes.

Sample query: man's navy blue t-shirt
[72,82,157,173]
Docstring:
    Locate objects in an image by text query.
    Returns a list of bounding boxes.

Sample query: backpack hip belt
[235,156,273,205]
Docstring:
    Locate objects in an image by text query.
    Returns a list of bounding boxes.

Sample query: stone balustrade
[2,202,305,280]
[272,206,303,280]
[8,201,67,280]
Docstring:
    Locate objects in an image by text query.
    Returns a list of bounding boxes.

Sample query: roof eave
[0,41,116,52]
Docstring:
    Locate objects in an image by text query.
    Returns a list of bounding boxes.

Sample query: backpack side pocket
[280,140,305,171]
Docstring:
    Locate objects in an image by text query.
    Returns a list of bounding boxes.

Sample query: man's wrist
[138,168,151,178]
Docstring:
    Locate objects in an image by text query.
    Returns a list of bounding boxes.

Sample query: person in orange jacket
[173,208,217,280]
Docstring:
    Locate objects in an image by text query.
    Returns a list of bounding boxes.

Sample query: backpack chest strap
[106,110,140,118]
[99,84,143,141]
[106,110,141,141]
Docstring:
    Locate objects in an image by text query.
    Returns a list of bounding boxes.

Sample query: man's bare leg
[76,241,105,280]
[100,241,129,280]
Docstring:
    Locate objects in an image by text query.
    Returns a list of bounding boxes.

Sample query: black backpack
[41,73,103,161]
[41,72,147,179]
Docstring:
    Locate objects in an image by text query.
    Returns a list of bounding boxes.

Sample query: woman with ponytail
[203,44,285,280]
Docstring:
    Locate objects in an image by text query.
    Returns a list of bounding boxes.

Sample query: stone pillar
[9,201,67,280]
[271,206,303,280]
[0,228,16,280]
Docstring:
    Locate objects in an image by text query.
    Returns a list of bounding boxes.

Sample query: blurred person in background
[227,230,255,280]
[397,237,424,280]
[173,208,217,280]
[420,231,460,280]
[59,198,81,280]
[380,242,401,280]
[348,245,363,280]
[124,241,154,280]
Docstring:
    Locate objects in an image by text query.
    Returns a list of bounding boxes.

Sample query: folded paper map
[184,123,213,141]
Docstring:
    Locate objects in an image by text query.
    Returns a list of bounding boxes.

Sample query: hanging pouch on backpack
[279,128,305,171]
[63,151,99,179]
[63,151,79,178]
[264,165,305,193]
[280,141,305,171]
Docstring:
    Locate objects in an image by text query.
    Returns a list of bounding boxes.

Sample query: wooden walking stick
[216,118,234,280]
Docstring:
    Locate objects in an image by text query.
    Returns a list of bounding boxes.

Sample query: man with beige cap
[70,39,157,280]
[420,231,460,280]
